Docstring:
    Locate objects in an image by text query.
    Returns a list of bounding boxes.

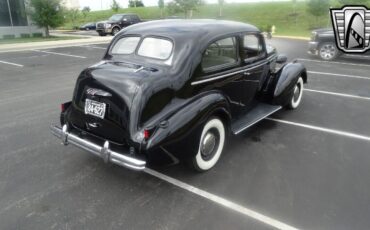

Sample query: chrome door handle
[244,72,251,76]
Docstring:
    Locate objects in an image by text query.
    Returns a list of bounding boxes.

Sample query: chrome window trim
[191,54,276,86]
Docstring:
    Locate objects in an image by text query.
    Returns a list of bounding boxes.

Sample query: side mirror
[276,54,287,64]
[123,18,128,21]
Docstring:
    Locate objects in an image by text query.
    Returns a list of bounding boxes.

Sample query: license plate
[85,99,106,119]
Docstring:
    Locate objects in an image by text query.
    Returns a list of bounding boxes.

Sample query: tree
[307,0,330,27]
[111,0,120,12]
[218,0,224,18]
[66,8,80,30]
[29,0,65,37]
[81,6,90,18]
[166,0,202,18]
[129,0,144,8]
[158,0,165,18]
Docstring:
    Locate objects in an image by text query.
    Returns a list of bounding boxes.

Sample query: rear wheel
[319,42,339,61]
[191,117,226,172]
[286,77,304,110]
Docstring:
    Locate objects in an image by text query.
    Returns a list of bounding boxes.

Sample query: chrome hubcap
[320,44,336,59]
[201,130,219,161]
[293,84,300,102]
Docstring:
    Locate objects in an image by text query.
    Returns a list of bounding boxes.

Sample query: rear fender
[145,92,230,155]
[272,62,307,105]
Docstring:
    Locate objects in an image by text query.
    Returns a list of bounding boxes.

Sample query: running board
[231,103,282,135]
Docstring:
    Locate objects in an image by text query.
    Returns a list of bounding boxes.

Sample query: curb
[273,35,310,41]
[0,37,112,53]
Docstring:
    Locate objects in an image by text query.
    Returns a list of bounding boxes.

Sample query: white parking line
[84,45,107,50]
[305,88,370,101]
[32,50,86,59]
[266,118,370,142]
[144,168,299,230]
[0,60,24,67]
[298,58,370,68]
[308,71,370,80]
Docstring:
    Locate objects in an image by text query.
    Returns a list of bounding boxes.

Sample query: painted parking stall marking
[298,58,370,68]
[308,71,370,80]
[144,168,300,230]
[0,60,24,67]
[267,118,370,142]
[32,50,86,59]
[304,88,370,101]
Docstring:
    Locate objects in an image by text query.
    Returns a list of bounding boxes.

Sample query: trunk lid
[68,62,152,144]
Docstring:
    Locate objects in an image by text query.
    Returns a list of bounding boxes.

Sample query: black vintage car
[51,20,307,172]
[308,28,370,60]
[96,13,141,36]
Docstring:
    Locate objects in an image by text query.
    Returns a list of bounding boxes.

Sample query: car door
[121,15,131,28]
[192,36,251,118]
[240,33,268,105]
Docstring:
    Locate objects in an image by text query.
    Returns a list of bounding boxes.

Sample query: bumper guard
[50,125,146,171]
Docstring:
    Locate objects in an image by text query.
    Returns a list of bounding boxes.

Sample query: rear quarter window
[137,37,173,60]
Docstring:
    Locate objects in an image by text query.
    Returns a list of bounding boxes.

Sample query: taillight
[61,102,71,113]
[143,129,150,140]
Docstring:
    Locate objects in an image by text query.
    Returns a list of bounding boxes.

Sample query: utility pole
[6,0,13,27]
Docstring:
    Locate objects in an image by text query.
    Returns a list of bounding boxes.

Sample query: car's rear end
[51,62,151,171]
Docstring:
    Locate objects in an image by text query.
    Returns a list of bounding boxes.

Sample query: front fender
[145,91,230,151]
[272,62,307,105]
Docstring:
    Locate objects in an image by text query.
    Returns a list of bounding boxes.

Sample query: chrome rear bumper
[50,125,146,171]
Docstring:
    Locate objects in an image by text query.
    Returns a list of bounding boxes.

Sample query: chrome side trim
[50,124,146,171]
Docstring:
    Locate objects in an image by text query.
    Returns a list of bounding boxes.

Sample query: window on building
[0,0,28,27]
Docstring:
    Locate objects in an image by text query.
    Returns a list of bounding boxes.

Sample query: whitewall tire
[287,77,304,109]
[192,117,226,172]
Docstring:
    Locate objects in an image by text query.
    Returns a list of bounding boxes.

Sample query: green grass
[61,1,341,37]
[0,36,85,45]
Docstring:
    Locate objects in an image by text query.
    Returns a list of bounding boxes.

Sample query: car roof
[123,19,259,41]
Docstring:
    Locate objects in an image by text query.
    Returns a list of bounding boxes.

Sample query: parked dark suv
[96,14,141,36]
[308,28,370,61]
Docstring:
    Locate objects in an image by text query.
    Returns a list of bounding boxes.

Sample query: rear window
[137,37,173,60]
[111,37,140,54]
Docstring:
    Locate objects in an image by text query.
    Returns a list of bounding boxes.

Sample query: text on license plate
[85,99,106,119]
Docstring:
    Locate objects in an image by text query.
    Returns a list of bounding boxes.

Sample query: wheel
[112,27,120,36]
[98,32,106,36]
[191,117,226,172]
[286,77,304,110]
[86,28,90,31]
[319,42,339,61]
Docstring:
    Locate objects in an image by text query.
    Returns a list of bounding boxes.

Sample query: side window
[243,34,263,60]
[202,37,238,71]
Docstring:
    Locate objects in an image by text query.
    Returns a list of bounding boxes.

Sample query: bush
[20,33,31,38]
[3,34,15,39]
[32,33,43,37]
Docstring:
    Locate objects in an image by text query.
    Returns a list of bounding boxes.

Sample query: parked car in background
[79,22,96,31]
[51,20,307,172]
[96,14,141,36]
[308,28,370,61]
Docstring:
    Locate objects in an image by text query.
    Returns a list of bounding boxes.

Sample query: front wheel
[319,42,339,61]
[286,77,304,110]
[191,117,226,172]
[112,27,120,36]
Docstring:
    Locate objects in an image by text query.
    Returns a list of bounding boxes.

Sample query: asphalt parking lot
[0,38,370,230]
